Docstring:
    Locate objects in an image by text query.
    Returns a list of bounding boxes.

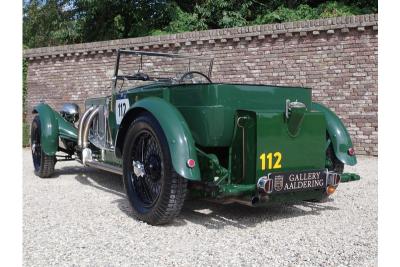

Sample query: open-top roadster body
[31,50,360,225]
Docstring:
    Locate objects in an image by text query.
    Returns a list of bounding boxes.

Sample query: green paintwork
[228,109,326,188]
[117,97,201,181]
[32,103,58,155]
[32,103,78,155]
[56,112,78,141]
[169,83,312,147]
[340,173,361,182]
[33,77,359,204]
[103,150,122,166]
[196,148,229,185]
[287,105,306,137]
[219,184,256,197]
[255,111,326,176]
[105,83,356,201]
[312,102,357,166]
[230,111,257,185]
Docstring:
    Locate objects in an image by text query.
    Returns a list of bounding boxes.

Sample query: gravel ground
[23,149,377,266]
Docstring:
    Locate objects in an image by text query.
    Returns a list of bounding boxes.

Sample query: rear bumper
[216,170,356,206]
[214,187,328,207]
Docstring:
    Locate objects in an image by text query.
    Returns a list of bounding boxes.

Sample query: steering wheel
[178,71,212,84]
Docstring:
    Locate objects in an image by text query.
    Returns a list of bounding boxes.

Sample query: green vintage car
[31,50,360,225]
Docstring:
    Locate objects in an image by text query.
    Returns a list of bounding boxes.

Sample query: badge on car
[268,170,327,194]
[274,175,284,191]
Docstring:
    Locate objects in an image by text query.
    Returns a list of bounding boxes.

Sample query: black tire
[326,145,344,174]
[31,115,56,178]
[306,144,344,203]
[122,113,187,225]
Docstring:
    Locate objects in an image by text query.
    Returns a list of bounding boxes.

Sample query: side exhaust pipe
[78,106,95,148]
[77,106,123,175]
[210,196,262,207]
[82,107,100,149]
[80,106,99,166]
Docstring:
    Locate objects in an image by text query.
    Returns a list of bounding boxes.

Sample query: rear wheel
[122,113,187,225]
[326,145,344,174]
[31,115,56,178]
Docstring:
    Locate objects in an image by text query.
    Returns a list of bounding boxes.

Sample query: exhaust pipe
[82,107,100,149]
[215,196,261,207]
[79,106,100,166]
[78,106,95,148]
[77,105,123,175]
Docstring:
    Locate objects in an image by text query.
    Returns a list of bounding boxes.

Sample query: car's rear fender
[312,102,357,166]
[32,103,78,156]
[115,97,201,181]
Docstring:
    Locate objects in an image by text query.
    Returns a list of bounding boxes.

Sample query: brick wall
[24,14,378,156]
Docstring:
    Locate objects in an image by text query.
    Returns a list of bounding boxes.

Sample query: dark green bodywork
[117,97,200,180]
[312,102,357,166]
[33,82,358,203]
[32,103,77,155]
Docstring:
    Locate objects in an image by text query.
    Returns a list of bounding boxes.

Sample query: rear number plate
[269,170,326,193]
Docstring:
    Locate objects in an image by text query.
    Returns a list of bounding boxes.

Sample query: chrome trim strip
[85,160,122,175]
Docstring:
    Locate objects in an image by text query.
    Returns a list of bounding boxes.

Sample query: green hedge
[23,123,30,147]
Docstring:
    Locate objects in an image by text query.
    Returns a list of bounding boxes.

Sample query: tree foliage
[75,0,171,42]
[23,0,378,48]
[23,0,81,48]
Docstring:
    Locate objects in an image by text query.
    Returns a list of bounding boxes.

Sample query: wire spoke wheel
[122,113,187,225]
[130,130,162,208]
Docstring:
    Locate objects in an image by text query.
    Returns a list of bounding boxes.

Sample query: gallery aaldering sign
[269,170,327,193]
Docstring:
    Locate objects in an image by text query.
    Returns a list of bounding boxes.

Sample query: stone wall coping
[24,14,377,59]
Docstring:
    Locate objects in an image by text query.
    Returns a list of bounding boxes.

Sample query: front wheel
[31,115,56,178]
[122,113,187,225]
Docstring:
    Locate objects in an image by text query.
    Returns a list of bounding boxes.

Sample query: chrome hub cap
[133,160,146,178]
[31,143,37,154]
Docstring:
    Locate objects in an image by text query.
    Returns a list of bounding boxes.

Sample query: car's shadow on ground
[55,166,339,229]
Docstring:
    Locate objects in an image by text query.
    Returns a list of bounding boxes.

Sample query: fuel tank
[169,83,312,147]
[230,109,326,185]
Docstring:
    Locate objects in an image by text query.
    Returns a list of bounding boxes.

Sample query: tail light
[187,159,196,168]
[326,185,336,195]
[348,147,355,156]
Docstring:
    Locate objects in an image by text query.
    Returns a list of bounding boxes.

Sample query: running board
[85,160,123,175]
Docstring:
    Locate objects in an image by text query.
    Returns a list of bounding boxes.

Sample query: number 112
[259,152,282,170]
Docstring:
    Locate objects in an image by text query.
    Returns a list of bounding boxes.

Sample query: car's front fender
[312,102,357,166]
[32,103,59,156]
[116,97,201,181]
[32,103,78,155]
